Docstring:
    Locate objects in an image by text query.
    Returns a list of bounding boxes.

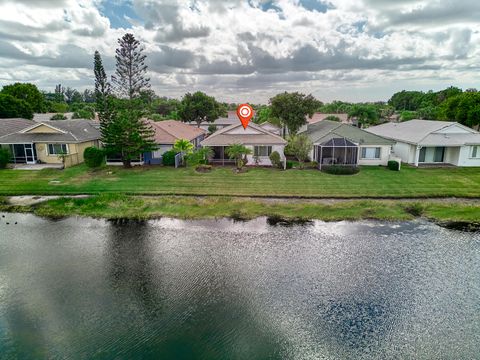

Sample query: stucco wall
[358,145,391,166]
[457,145,480,167]
[392,142,416,164]
[244,144,285,166]
[35,140,97,167]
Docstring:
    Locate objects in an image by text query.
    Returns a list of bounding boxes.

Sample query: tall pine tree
[95,35,156,168]
[111,33,150,100]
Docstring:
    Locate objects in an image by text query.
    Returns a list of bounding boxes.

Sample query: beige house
[201,122,287,166]
[0,119,101,168]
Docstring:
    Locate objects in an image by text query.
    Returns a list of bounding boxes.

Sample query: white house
[366,120,480,167]
[200,122,287,166]
[299,120,394,168]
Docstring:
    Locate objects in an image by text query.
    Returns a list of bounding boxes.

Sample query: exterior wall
[244,144,286,166]
[35,140,97,167]
[457,145,480,167]
[358,145,391,166]
[445,147,460,165]
[392,142,417,164]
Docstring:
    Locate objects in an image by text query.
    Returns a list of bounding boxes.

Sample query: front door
[24,144,36,164]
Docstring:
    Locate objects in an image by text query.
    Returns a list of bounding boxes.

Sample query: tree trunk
[123,158,132,168]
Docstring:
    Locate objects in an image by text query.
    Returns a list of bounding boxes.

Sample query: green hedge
[322,165,360,175]
[388,160,400,171]
[285,160,294,169]
[83,147,105,168]
[269,151,282,168]
[0,148,10,169]
[162,150,177,166]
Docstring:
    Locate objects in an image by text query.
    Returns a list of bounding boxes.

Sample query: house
[259,122,281,135]
[365,120,480,167]
[299,120,394,168]
[143,120,206,165]
[187,111,239,131]
[0,119,101,167]
[200,122,287,166]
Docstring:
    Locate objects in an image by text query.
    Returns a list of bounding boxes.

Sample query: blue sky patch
[299,0,334,13]
[98,0,143,29]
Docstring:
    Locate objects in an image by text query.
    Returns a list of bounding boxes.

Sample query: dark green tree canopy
[1,83,44,113]
[347,104,379,128]
[112,33,150,100]
[269,92,320,135]
[0,94,33,119]
[178,91,224,127]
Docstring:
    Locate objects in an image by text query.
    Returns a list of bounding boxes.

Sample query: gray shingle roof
[0,119,101,143]
[0,118,35,137]
[299,120,394,145]
[366,119,480,145]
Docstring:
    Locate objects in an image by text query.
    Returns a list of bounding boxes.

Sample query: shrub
[322,165,359,175]
[388,160,400,171]
[83,147,105,168]
[0,147,11,169]
[162,150,177,166]
[208,124,217,134]
[269,151,282,168]
[308,161,319,169]
[50,113,67,120]
[285,160,294,169]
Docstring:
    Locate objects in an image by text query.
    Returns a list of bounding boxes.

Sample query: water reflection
[0,214,479,359]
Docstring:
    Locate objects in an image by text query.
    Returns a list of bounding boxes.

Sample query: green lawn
[0,164,480,198]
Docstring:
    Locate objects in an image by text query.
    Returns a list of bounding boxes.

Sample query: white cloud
[0,0,479,103]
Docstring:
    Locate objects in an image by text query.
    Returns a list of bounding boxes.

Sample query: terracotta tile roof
[148,120,206,144]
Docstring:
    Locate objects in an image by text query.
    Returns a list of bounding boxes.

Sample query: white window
[472,145,480,158]
[48,144,68,155]
[361,147,381,159]
[254,146,272,157]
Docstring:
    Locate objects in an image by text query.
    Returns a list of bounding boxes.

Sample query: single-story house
[200,122,287,166]
[0,119,101,167]
[259,122,281,135]
[298,120,394,168]
[307,113,350,125]
[366,120,480,167]
[144,120,206,165]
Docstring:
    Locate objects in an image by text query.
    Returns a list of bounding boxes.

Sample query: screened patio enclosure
[7,144,37,164]
[315,138,359,168]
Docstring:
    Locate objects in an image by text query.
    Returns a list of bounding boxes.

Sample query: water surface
[0,214,479,359]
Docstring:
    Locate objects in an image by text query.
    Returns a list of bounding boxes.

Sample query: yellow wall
[26,125,63,134]
[35,140,98,168]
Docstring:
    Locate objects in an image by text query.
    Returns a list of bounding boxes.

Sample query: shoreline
[1,194,479,232]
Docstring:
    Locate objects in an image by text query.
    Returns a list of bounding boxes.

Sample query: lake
[0,214,479,359]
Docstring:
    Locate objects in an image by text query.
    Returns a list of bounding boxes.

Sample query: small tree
[226,144,252,169]
[178,91,224,127]
[187,147,214,166]
[348,104,379,128]
[101,111,157,168]
[173,139,194,166]
[289,134,312,169]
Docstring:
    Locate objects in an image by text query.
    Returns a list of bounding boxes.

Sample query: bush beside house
[0,148,10,169]
[162,150,177,166]
[388,160,400,171]
[84,147,105,168]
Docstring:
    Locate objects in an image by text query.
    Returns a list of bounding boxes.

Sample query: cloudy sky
[0,0,478,103]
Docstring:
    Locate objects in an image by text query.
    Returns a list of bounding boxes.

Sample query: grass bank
[0,164,480,198]
[1,195,479,229]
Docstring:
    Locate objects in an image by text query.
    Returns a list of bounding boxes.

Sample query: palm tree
[196,146,214,164]
[173,139,194,166]
[226,144,252,169]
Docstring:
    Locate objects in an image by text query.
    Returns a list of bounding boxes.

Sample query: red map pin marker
[237,104,254,129]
